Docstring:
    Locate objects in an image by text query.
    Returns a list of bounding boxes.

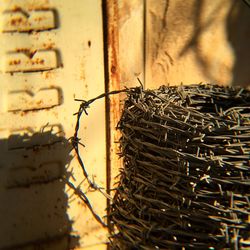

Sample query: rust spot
[16,48,26,53]
[9,59,21,65]
[88,40,91,47]
[34,17,44,22]
[43,42,55,49]
[42,71,53,79]
[10,17,24,26]
[111,65,116,74]
[107,1,120,85]
[15,48,37,59]
[107,0,121,122]
[30,58,45,65]
[11,5,51,12]
[12,6,22,12]
[27,6,50,11]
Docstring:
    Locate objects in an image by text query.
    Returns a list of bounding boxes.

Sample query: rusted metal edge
[102,0,122,237]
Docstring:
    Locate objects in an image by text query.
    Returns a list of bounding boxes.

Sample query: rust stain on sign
[105,0,145,208]
[106,0,121,168]
[105,0,122,234]
[107,0,120,90]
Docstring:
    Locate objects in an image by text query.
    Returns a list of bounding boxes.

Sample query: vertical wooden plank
[105,2,121,230]
[145,0,236,88]
[118,0,144,84]
[105,0,144,201]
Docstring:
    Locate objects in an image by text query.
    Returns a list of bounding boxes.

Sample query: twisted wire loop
[109,84,250,249]
[68,88,134,227]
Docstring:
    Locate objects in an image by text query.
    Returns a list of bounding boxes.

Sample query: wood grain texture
[145,0,250,88]
[106,0,144,212]
[118,0,144,84]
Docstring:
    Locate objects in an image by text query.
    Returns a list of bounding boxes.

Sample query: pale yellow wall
[0,0,107,249]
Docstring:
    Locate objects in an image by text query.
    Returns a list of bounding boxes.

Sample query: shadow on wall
[0,130,79,250]
[176,0,250,86]
[178,0,225,83]
[227,0,250,87]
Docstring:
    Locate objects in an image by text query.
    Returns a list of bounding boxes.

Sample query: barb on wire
[66,179,107,227]
[109,84,250,249]
[71,88,130,190]
[69,87,139,227]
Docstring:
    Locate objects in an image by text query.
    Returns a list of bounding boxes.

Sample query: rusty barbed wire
[69,88,135,227]
[109,84,250,249]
